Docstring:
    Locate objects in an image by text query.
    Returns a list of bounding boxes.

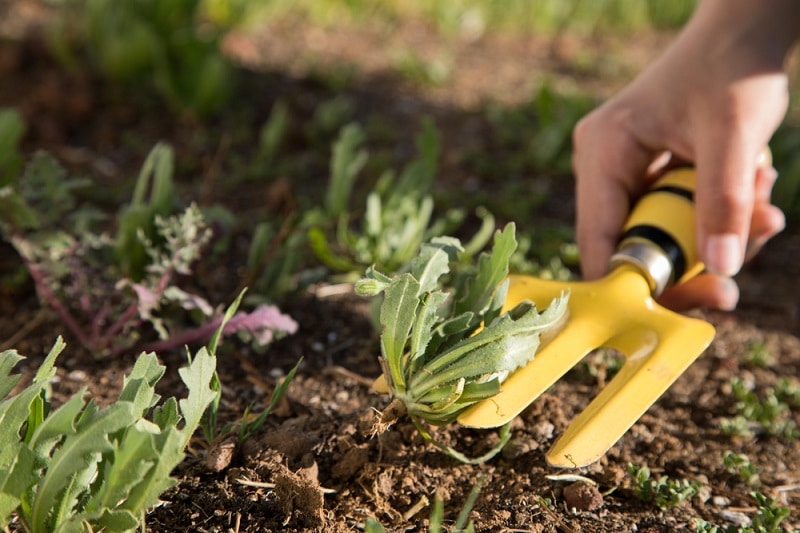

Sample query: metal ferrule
[609,241,674,297]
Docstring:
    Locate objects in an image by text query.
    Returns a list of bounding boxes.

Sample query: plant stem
[19,247,91,348]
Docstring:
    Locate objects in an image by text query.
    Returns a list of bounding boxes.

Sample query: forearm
[686,0,800,69]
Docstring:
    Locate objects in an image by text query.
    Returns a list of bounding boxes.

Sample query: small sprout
[720,378,799,441]
[744,341,772,368]
[628,464,701,509]
[723,451,760,487]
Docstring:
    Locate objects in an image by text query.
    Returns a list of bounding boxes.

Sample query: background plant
[0,143,297,356]
[695,492,791,533]
[628,463,701,510]
[309,120,487,276]
[47,0,258,117]
[720,378,799,441]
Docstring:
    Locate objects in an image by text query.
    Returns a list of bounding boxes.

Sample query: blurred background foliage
[3,0,800,243]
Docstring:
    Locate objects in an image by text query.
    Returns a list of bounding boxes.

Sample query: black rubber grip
[620,224,687,281]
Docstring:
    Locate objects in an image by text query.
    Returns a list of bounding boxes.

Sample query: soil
[1,5,799,532]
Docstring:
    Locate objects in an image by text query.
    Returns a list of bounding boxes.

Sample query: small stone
[562,482,603,511]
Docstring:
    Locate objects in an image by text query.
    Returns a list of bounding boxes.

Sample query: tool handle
[610,168,701,296]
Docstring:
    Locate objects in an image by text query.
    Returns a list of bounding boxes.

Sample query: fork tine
[545,313,715,468]
[457,312,614,428]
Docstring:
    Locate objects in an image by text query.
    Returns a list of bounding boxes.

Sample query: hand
[572,0,794,311]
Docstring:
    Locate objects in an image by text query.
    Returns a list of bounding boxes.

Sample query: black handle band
[619,225,687,281]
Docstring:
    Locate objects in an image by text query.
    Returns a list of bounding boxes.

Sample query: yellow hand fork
[456,166,715,467]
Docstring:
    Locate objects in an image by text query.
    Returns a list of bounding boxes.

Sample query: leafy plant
[0,146,297,356]
[720,378,799,441]
[197,291,300,445]
[115,142,177,280]
[356,224,569,463]
[310,120,483,276]
[628,463,701,510]
[0,334,219,532]
[695,492,791,533]
[49,0,251,117]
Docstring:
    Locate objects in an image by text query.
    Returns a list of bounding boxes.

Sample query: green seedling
[256,100,291,170]
[775,377,800,408]
[244,219,314,304]
[115,142,176,280]
[695,492,791,533]
[720,378,799,441]
[0,334,218,532]
[310,120,484,276]
[744,341,773,368]
[628,463,701,510]
[723,451,760,488]
[356,224,568,463]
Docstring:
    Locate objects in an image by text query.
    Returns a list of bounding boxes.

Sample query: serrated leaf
[455,223,517,317]
[0,445,34,526]
[410,244,450,296]
[0,350,23,399]
[31,402,136,532]
[410,293,568,392]
[119,353,164,417]
[177,346,218,446]
[153,397,180,430]
[63,507,139,533]
[0,338,65,467]
[28,392,87,469]
[120,427,183,514]
[379,274,420,393]
[407,291,448,376]
[83,428,156,515]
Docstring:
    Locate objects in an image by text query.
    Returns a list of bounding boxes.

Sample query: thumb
[694,139,760,277]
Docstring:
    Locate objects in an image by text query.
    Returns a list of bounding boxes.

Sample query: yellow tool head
[456,268,715,467]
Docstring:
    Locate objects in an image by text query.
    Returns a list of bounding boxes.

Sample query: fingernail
[718,277,739,311]
[705,233,743,277]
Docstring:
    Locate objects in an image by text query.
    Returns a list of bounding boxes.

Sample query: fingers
[693,132,756,277]
[658,273,740,312]
[573,107,656,280]
[660,164,783,312]
[745,165,785,260]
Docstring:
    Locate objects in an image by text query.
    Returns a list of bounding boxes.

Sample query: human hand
[572,0,794,311]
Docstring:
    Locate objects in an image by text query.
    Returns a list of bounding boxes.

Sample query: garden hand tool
[457,165,715,468]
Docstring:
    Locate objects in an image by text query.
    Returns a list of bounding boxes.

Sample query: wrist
[688,0,800,68]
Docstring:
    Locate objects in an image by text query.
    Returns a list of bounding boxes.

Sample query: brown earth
[0,6,798,533]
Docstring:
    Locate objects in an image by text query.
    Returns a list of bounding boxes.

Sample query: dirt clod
[562,482,604,511]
